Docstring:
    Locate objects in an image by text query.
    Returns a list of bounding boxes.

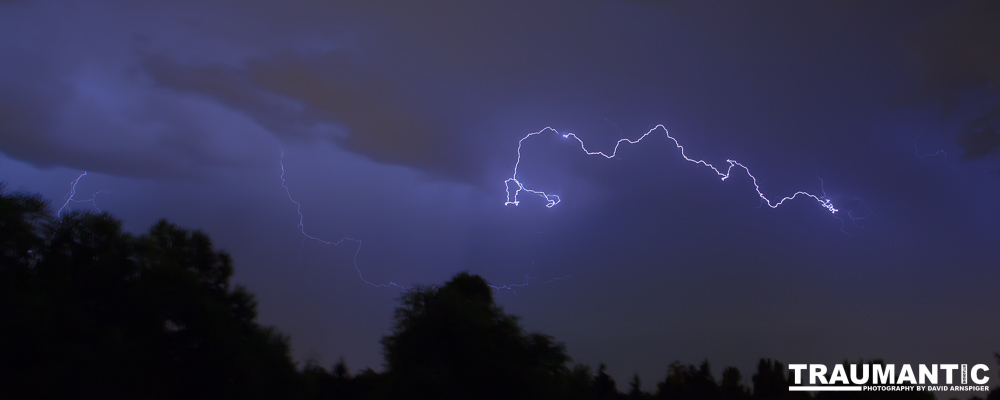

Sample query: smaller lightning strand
[915,147,948,159]
[912,133,958,173]
[504,125,838,215]
[818,175,865,236]
[279,152,407,289]
[57,172,87,216]
[487,262,571,295]
[279,152,568,292]
[57,171,113,217]
[913,133,948,160]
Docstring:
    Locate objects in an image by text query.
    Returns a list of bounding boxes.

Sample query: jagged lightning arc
[913,132,947,159]
[504,124,839,214]
[486,262,570,295]
[279,152,407,289]
[488,274,569,294]
[913,133,952,168]
[57,171,112,217]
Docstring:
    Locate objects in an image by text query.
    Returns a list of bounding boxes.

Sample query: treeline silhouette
[1,185,996,400]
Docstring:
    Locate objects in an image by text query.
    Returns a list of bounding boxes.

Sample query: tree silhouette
[564,363,601,400]
[595,363,623,399]
[0,187,300,400]
[630,372,652,400]
[720,366,751,400]
[985,353,1000,400]
[657,360,723,400]
[381,271,572,400]
[752,358,791,400]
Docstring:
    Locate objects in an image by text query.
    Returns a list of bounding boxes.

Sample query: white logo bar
[789,386,862,392]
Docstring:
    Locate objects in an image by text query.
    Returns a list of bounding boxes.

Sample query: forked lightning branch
[788,363,992,393]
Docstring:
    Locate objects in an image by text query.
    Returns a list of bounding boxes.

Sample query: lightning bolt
[912,133,958,174]
[487,262,570,296]
[913,133,949,160]
[57,171,112,217]
[504,125,839,216]
[915,148,948,159]
[279,152,568,292]
[279,152,407,289]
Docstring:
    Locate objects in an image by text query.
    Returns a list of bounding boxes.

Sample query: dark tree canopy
[381,271,572,400]
[0,185,299,400]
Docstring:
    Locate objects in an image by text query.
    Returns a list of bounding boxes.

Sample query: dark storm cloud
[132,0,673,184]
[911,0,1000,161]
[1,0,600,183]
[958,125,1000,160]
[957,105,1000,160]
[142,50,480,182]
[0,14,304,178]
[0,60,269,179]
[3,0,997,182]
[0,45,78,169]
[0,0,294,178]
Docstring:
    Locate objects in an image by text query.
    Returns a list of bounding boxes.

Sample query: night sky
[2,0,998,391]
